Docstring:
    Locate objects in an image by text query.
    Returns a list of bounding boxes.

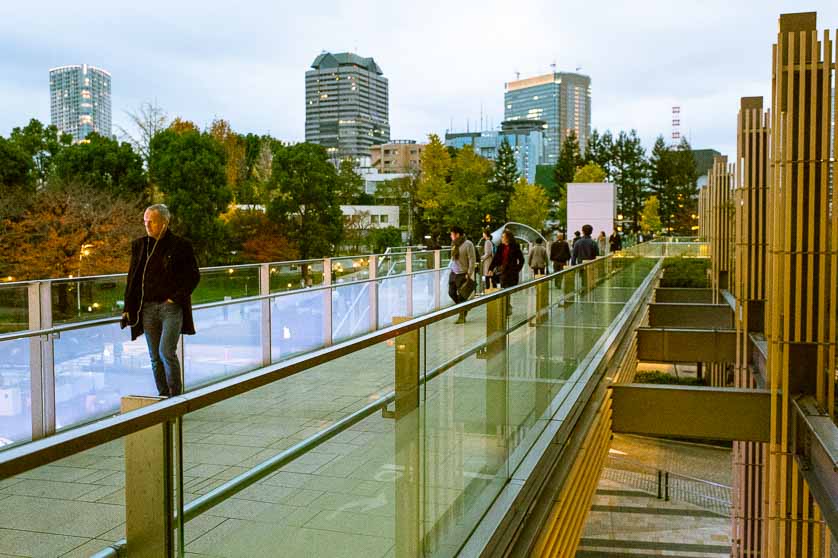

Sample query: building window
[380,214,389,224]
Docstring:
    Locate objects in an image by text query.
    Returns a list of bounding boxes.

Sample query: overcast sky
[2,1,836,159]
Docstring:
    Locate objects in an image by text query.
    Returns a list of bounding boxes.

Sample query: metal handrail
[0,248,447,288]
[0,254,615,476]
[0,266,445,344]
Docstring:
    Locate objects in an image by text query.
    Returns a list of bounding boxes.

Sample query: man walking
[121,204,200,397]
[571,224,600,264]
[448,226,476,324]
[549,232,571,273]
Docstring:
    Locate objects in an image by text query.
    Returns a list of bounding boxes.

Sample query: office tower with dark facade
[305,52,390,162]
[49,64,112,142]
[504,71,591,165]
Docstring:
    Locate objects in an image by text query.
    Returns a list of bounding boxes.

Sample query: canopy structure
[489,222,546,246]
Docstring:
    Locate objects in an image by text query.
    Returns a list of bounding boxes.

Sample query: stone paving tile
[0,528,88,558]
[0,496,124,538]
[59,539,118,558]
[0,479,104,501]
[186,518,394,558]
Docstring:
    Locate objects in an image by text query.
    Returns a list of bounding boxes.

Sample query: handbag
[457,277,476,301]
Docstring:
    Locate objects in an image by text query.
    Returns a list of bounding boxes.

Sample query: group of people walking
[447,224,623,323]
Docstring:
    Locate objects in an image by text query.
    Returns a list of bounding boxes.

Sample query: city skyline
[2,0,837,159]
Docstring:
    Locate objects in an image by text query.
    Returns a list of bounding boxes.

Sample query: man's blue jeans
[142,301,183,396]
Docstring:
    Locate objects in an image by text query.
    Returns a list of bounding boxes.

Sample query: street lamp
[77,243,94,314]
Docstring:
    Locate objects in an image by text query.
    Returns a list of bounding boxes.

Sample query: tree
[223,209,297,264]
[649,136,699,234]
[640,195,662,235]
[149,128,231,264]
[367,227,403,254]
[375,173,423,244]
[117,101,169,167]
[507,178,550,231]
[9,119,72,185]
[0,180,143,281]
[267,142,343,260]
[612,130,648,232]
[448,144,493,239]
[490,138,518,222]
[573,162,607,183]
[168,118,200,135]
[52,133,147,198]
[552,130,580,201]
[209,119,247,203]
[335,159,368,204]
[584,129,614,181]
[551,130,581,229]
[416,134,454,245]
[0,136,32,188]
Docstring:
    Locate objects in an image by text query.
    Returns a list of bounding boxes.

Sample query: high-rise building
[444,120,545,184]
[504,71,591,165]
[305,52,390,162]
[370,140,425,173]
[49,64,112,142]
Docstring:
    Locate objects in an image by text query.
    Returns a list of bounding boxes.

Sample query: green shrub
[660,257,709,288]
[634,370,706,386]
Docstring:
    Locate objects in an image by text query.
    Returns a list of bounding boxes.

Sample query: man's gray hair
[145,204,171,223]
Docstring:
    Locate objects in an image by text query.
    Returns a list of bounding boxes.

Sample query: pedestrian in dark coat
[489,230,525,288]
[121,204,200,396]
[571,224,599,265]
[549,232,571,273]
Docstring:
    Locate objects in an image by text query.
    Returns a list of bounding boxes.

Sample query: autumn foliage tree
[507,178,550,231]
[0,180,143,281]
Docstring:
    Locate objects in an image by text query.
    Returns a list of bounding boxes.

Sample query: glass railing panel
[421,319,509,555]
[181,400,399,556]
[0,441,127,554]
[0,337,31,445]
[184,300,263,389]
[53,323,154,431]
[438,269,453,309]
[411,250,435,273]
[377,276,408,328]
[331,257,370,283]
[411,271,437,316]
[0,284,29,334]
[378,253,407,277]
[332,282,371,343]
[51,276,127,325]
[269,261,324,293]
[271,289,327,361]
[193,266,261,305]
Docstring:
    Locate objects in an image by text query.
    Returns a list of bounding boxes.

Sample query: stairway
[575,478,731,557]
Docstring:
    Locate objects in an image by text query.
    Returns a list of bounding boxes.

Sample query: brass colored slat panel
[636,327,736,363]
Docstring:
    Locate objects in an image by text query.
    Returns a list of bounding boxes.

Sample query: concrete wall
[341,205,400,229]
[566,182,615,240]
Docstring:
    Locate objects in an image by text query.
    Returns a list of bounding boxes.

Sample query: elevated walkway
[0,242,703,557]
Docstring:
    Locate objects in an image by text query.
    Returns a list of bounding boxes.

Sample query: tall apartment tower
[49,64,112,142]
[504,71,591,165]
[305,52,390,162]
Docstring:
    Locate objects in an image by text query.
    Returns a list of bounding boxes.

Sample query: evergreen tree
[149,127,231,264]
[490,138,518,222]
[53,132,147,199]
[266,142,343,260]
[551,130,581,229]
[335,158,367,204]
[584,129,614,181]
[648,135,675,233]
[611,130,648,233]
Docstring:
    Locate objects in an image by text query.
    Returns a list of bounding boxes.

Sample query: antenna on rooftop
[550,61,557,73]
[515,70,520,80]
[575,66,582,72]
[671,106,681,148]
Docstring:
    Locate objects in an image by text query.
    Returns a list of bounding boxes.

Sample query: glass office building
[305,52,390,162]
[444,120,545,183]
[504,72,591,165]
[49,64,112,142]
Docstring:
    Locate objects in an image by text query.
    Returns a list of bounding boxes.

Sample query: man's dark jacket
[550,240,571,264]
[489,240,525,287]
[121,232,200,341]
[571,235,599,265]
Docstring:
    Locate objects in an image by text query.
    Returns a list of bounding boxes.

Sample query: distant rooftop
[310,52,383,75]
